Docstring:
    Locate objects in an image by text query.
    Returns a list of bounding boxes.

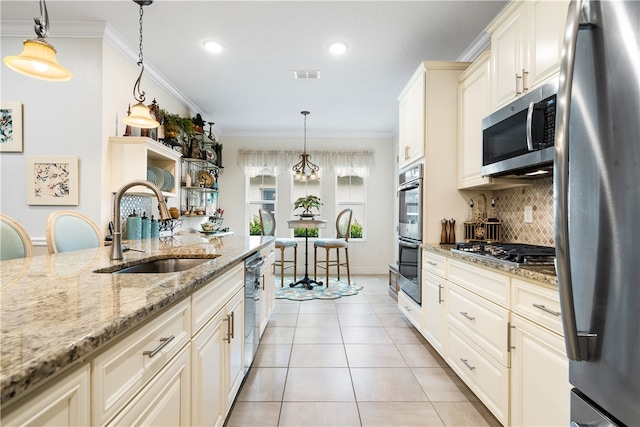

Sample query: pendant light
[2,0,73,81]
[122,0,159,129]
[292,111,319,181]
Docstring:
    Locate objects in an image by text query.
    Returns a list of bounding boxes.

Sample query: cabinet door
[398,70,425,167]
[526,0,569,89]
[1,364,90,427]
[225,290,245,412]
[260,252,276,336]
[458,53,492,189]
[422,271,447,355]
[109,345,191,426]
[398,289,423,330]
[491,4,526,109]
[510,314,570,427]
[192,309,226,427]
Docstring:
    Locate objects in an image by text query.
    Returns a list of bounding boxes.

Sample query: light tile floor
[225,275,501,427]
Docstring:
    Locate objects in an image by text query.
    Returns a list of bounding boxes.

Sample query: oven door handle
[398,180,420,192]
[398,239,420,249]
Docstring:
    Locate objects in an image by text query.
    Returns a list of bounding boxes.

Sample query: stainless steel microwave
[481,80,558,178]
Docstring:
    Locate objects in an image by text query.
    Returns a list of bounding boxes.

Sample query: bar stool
[0,214,33,260]
[46,211,103,254]
[314,208,353,286]
[259,209,297,286]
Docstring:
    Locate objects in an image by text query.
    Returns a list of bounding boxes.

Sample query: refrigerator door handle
[554,0,592,362]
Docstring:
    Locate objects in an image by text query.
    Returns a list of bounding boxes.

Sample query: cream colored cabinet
[510,278,569,427]
[259,248,276,336]
[0,364,90,427]
[398,288,423,331]
[398,68,425,168]
[92,299,191,426]
[108,345,191,426]
[191,263,245,426]
[109,136,181,197]
[421,251,447,356]
[489,0,569,110]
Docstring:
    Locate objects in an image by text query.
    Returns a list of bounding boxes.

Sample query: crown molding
[457,31,491,62]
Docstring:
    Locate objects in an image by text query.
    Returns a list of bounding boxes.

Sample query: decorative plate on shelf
[197,170,214,188]
[205,149,216,163]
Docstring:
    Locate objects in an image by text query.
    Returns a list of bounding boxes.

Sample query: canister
[141,211,151,239]
[126,210,142,240]
[151,215,159,237]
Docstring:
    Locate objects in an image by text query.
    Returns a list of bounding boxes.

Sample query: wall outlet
[524,206,533,223]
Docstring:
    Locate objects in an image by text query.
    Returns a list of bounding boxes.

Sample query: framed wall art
[0,101,23,153]
[26,156,79,205]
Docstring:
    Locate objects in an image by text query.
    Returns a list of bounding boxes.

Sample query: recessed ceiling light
[328,42,348,55]
[203,40,224,54]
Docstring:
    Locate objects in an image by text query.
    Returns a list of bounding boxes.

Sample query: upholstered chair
[0,214,33,260]
[314,208,353,287]
[46,211,103,254]
[259,209,297,286]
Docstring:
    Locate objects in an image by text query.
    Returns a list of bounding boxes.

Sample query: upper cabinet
[398,66,426,168]
[110,137,182,197]
[488,0,569,110]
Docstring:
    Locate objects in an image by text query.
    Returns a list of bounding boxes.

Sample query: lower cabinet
[0,364,90,427]
[422,270,447,356]
[259,249,276,336]
[108,344,191,426]
[398,289,423,330]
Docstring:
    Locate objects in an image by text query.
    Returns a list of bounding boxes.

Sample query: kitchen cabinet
[259,248,277,336]
[398,288,423,331]
[109,136,181,197]
[421,251,447,356]
[457,52,527,190]
[510,278,569,427]
[398,68,425,168]
[191,263,245,427]
[0,364,90,427]
[488,0,569,110]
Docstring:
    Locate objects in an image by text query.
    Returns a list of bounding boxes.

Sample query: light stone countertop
[0,234,274,405]
[423,243,558,288]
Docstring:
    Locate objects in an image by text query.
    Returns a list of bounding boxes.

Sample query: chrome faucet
[111,180,172,260]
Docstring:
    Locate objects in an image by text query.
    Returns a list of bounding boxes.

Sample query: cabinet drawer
[92,299,191,426]
[192,264,243,334]
[398,290,423,330]
[446,325,508,424]
[511,278,563,335]
[422,251,447,278]
[448,259,510,308]
[447,283,510,366]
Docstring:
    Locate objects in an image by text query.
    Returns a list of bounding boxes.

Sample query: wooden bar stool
[259,209,297,286]
[314,208,353,286]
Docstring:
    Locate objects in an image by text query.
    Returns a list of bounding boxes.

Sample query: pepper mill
[448,218,456,244]
[441,219,448,244]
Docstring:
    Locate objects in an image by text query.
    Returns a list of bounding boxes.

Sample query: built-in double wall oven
[398,164,423,305]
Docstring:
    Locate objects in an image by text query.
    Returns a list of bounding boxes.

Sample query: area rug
[275,279,364,301]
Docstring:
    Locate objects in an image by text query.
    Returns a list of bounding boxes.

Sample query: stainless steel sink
[95,256,219,274]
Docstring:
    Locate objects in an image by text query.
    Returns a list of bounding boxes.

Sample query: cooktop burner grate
[452,243,556,266]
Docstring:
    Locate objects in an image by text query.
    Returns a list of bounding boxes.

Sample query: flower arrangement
[294,195,322,216]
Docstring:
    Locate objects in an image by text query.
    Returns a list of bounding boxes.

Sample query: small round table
[287,218,327,289]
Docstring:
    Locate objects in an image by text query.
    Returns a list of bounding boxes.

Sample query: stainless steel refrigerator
[554,0,640,425]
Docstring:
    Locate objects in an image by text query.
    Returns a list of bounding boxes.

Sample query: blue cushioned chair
[46,211,103,254]
[314,208,352,287]
[259,209,297,287]
[0,214,33,260]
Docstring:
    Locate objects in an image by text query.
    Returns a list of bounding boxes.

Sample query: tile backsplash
[493,177,554,246]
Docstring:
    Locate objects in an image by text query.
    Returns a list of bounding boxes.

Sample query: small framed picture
[0,101,23,153]
[26,156,79,205]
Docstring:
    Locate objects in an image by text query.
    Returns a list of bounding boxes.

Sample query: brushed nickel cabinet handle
[533,303,561,316]
[459,311,475,321]
[438,284,444,304]
[522,68,529,92]
[143,335,175,358]
[230,311,235,339]
[223,315,231,342]
[460,358,476,371]
[508,322,516,351]
[426,261,438,267]
[516,73,523,95]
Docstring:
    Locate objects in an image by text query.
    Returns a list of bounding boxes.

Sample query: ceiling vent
[293,70,320,79]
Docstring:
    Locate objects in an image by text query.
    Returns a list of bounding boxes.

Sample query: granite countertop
[0,234,274,405]
[423,243,558,288]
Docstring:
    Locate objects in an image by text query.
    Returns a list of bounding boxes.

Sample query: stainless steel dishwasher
[244,252,264,373]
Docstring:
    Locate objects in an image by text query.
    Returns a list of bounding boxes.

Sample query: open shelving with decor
[180,157,221,217]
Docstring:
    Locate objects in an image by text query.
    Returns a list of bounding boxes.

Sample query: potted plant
[158,109,194,139]
[294,195,322,217]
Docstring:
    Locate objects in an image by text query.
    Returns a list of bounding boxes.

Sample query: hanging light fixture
[292,111,319,181]
[3,0,73,81]
[122,0,159,129]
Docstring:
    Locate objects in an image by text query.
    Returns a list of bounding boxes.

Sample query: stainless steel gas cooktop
[451,243,556,267]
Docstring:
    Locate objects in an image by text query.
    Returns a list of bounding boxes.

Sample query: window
[292,178,321,237]
[336,174,366,239]
[247,171,276,235]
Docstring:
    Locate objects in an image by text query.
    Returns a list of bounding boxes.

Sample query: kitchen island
[0,234,274,411]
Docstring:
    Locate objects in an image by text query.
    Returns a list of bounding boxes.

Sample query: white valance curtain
[237,149,375,177]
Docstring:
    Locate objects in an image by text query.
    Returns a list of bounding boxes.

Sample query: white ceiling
[1,1,507,137]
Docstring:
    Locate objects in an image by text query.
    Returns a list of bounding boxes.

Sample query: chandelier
[292,111,319,181]
[2,0,73,81]
[122,0,159,129]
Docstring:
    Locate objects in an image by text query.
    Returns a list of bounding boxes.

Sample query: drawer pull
[426,261,438,267]
[532,303,561,316]
[438,284,444,304]
[143,335,175,358]
[459,311,475,321]
[230,311,235,339]
[460,358,476,371]
[223,315,231,342]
